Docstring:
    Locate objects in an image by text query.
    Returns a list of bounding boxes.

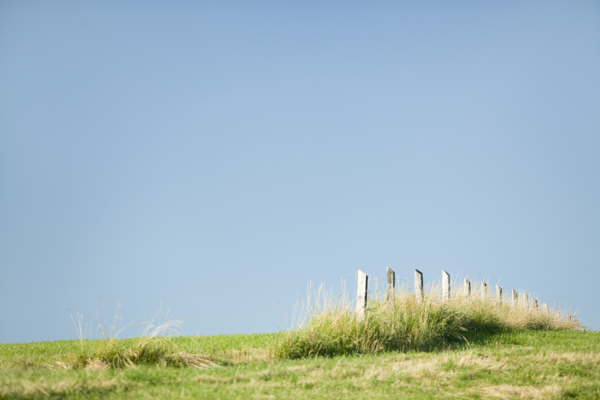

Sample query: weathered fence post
[464,279,471,298]
[496,286,502,303]
[356,270,368,319]
[567,314,572,325]
[533,299,538,310]
[523,294,529,309]
[556,310,561,320]
[415,269,424,303]
[442,270,450,301]
[512,290,518,306]
[543,303,549,315]
[386,267,395,304]
[481,282,488,301]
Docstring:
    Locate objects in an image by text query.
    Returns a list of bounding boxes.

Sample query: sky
[1,1,599,344]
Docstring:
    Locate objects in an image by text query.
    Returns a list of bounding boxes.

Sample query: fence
[355,267,573,323]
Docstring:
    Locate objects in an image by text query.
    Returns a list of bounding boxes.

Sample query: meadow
[1,281,596,399]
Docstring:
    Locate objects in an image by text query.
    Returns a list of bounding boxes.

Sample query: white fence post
[415,269,424,303]
[496,286,502,303]
[356,270,368,319]
[442,270,450,301]
[386,267,395,304]
[512,289,518,306]
[464,279,471,298]
[481,282,488,301]
[543,303,549,315]
[523,294,529,309]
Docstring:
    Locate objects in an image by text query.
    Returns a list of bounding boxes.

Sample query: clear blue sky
[1,1,599,343]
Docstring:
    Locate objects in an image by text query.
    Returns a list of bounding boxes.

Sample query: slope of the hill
[1,330,599,399]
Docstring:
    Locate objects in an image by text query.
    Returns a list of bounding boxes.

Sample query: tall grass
[275,279,580,359]
[67,305,213,369]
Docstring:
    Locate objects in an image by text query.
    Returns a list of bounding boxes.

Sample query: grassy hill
[1,330,600,399]
[1,284,594,399]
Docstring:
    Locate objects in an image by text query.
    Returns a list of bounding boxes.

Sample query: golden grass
[523,351,600,364]
[471,384,561,400]
[1,374,122,398]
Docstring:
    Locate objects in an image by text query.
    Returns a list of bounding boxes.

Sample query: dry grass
[523,351,600,364]
[471,384,562,400]
[73,337,217,370]
[164,352,215,368]
[211,348,272,364]
[61,305,219,370]
[0,374,122,398]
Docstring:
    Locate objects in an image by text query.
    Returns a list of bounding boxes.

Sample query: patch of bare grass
[0,374,122,399]
[471,384,562,400]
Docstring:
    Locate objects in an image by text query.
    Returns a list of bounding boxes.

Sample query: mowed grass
[2,330,600,399]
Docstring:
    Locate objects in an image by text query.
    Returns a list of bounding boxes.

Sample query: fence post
[386,267,395,304]
[356,270,368,319]
[442,270,450,301]
[481,282,488,301]
[543,303,549,315]
[556,310,561,320]
[523,294,529,309]
[533,299,538,310]
[496,286,502,303]
[464,279,471,298]
[415,269,424,303]
[512,289,518,306]
[567,314,572,325]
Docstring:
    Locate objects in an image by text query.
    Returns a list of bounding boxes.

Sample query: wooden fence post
[442,271,450,301]
[533,299,538,310]
[415,269,424,303]
[386,267,395,304]
[496,286,502,303]
[481,282,488,301]
[543,303,549,315]
[556,310,561,320]
[356,270,368,319]
[567,314,572,325]
[512,289,518,306]
[464,279,471,298]
[523,294,529,309]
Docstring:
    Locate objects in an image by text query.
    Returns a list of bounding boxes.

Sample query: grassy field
[1,330,600,399]
[1,284,593,399]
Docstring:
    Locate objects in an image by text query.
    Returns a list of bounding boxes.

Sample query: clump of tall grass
[67,304,213,369]
[274,279,580,359]
[74,336,213,369]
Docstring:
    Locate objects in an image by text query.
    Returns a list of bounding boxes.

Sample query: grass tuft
[74,337,215,369]
[68,304,216,369]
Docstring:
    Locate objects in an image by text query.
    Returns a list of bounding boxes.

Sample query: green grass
[1,331,600,399]
[0,283,589,399]
[0,333,278,370]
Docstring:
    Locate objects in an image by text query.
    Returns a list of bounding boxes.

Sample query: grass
[2,331,600,399]
[0,281,591,399]
[274,280,580,359]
